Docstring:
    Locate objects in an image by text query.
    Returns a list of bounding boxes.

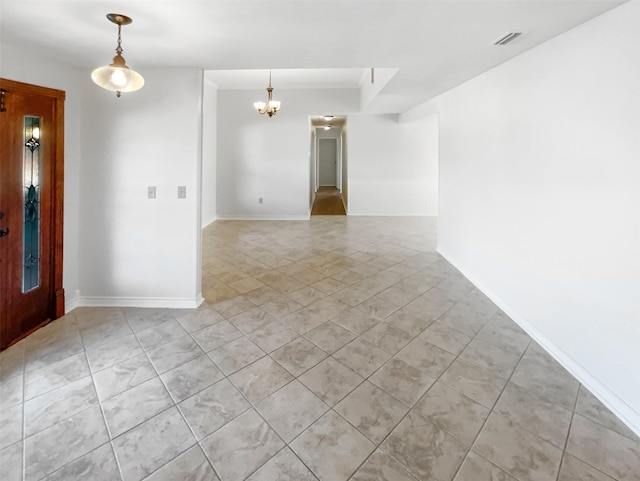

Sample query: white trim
[437,246,640,438]
[75,295,204,310]
[347,213,435,217]
[64,290,81,313]
[336,136,342,192]
[202,216,217,229]
[216,215,310,221]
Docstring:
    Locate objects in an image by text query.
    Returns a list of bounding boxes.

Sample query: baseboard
[75,295,203,310]
[202,216,217,229]
[437,246,640,438]
[347,213,436,217]
[216,214,310,221]
[64,289,81,314]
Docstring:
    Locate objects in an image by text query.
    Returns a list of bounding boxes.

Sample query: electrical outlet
[178,186,186,199]
[147,186,156,199]
[259,197,263,204]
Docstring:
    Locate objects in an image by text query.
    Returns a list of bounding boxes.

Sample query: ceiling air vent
[493,32,522,46]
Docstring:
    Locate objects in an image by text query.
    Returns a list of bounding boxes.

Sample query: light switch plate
[178,186,186,199]
[148,186,156,199]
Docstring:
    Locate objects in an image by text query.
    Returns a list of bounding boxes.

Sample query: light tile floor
[1,216,639,481]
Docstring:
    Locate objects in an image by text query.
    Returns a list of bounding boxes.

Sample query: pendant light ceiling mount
[91,13,144,98]
[107,13,132,27]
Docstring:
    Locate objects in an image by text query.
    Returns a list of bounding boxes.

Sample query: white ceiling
[0,0,626,114]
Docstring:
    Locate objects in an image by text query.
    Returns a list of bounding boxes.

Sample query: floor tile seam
[561,412,628,481]
[554,387,582,481]
[363,308,522,479]
[33,441,124,481]
[571,391,640,444]
[345,454,422,481]
[374,443,448,481]
[115,332,190,445]
[254,391,332,445]
[335,317,476,475]
[93,360,159,404]
[447,340,519,383]
[505,364,578,414]
[329,397,405,458]
[19,334,92,410]
[132,430,202,481]
[344,295,469,406]
[250,408,328,480]
[23,393,111,480]
[361,338,466,451]
[203,376,298,479]
[586,415,640,444]
[456,338,536,481]
[21,382,101,442]
[179,382,253,441]
[23,332,83,367]
[100,378,176,441]
[86,341,145,375]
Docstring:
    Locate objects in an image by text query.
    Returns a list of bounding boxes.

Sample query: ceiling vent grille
[493,32,522,46]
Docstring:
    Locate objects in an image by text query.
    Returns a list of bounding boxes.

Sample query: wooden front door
[0,79,65,350]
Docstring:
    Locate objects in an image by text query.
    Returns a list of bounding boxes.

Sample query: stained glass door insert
[23,116,41,292]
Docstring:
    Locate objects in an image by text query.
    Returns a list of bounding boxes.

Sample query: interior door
[0,79,65,350]
[319,138,337,187]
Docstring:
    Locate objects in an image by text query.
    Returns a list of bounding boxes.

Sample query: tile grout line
[447,336,533,481]
[554,384,582,481]
[128,310,223,481]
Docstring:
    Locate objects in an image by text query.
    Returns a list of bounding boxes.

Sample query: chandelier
[253,70,281,118]
[91,14,144,98]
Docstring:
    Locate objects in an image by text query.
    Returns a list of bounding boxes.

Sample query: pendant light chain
[116,23,123,56]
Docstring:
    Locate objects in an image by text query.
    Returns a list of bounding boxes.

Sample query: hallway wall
[348,113,438,215]
[436,1,640,433]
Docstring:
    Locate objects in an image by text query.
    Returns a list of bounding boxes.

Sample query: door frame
[0,78,66,335]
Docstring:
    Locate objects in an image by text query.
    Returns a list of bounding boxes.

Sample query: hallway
[310,187,346,216]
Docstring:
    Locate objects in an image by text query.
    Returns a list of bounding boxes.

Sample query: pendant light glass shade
[92,14,144,97]
[91,56,144,95]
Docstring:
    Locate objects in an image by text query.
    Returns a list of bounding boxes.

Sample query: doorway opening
[309,115,347,215]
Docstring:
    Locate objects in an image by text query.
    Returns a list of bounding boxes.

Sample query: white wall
[0,43,83,311]
[202,76,218,227]
[436,2,640,433]
[216,88,358,219]
[309,128,317,210]
[78,68,204,308]
[341,123,349,210]
[348,113,438,215]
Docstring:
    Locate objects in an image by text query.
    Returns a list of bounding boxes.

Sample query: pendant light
[91,14,144,97]
[254,70,281,118]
